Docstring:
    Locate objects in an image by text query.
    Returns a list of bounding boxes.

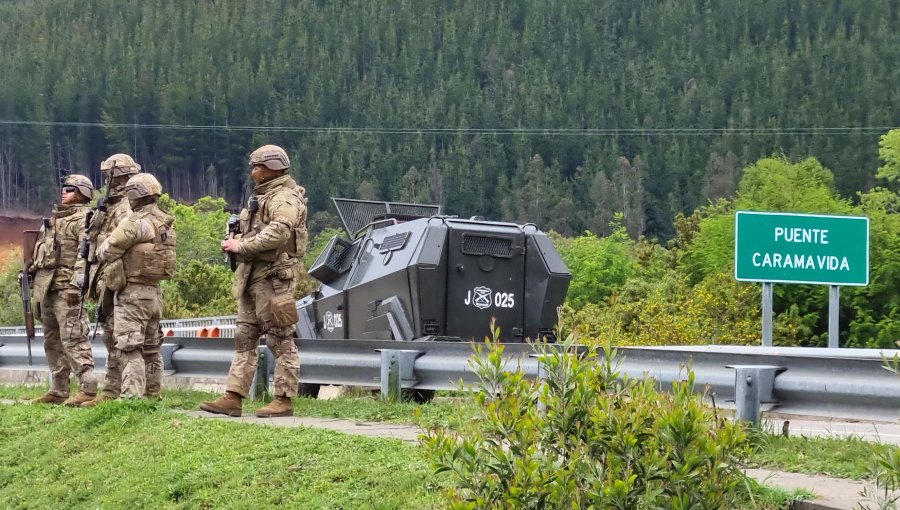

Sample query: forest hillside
[0,0,897,239]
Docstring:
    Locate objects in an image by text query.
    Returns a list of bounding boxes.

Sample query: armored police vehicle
[296,198,571,345]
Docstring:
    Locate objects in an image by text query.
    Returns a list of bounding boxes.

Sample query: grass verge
[748,431,900,480]
[0,399,444,509]
[0,384,477,429]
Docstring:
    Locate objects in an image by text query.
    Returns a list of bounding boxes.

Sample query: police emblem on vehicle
[464,286,493,309]
[324,311,343,332]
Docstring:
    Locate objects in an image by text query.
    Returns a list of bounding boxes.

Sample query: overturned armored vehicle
[296,198,571,344]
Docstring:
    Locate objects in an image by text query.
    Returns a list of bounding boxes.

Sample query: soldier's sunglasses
[61,186,77,193]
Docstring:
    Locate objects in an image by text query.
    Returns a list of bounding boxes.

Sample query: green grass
[748,431,900,480]
[0,383,884,509]
[0,399,446,509]
[0,384,478,429]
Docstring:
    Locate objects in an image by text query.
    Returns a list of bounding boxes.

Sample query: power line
[0,119,895,136]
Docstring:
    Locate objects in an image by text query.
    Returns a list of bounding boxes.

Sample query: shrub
[556,228,635,310]
[561,270,759,346]
[422,330,751,509]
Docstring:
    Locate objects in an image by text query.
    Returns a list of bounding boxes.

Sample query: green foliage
[748,432,900,481]
[562,270,760,346]
[0,251,24,326]
[423,330,752,509]
[683,157,852,284]
[0,0,896,237]
[159,194,231,267]
[161,259,235,318]
[556,228,635,309]
[843,188,900,348]
[878,129,900,186]
[859,354,900,509]
[672,155,899,348]
[156,195,235,318]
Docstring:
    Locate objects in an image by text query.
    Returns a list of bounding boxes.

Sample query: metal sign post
[829,285,840,348]
[735,211,869,348]
[762,282,773,347]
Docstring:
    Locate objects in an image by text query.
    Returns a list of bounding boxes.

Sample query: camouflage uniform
[31,202,97,399]
[96,173,175,398]
[80,180,132,398]
[226,173,308,398]
[201,144,308,418]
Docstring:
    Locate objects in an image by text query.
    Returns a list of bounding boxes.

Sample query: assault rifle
[76,209,95,323]
[20,228,41,365]
[225,213,240,271]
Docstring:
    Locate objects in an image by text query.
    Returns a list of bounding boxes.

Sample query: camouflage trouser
[113,283,163,398]
[225,277,299,398]
[38,289,98,396]
[144,324,164,398]
[98,289,122,398]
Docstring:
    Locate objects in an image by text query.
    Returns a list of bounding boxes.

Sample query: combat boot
[63,391,97,407]
[80,394,117,408]
[31,393,67,405]
[255,396,293,418]
[200,391,243,417]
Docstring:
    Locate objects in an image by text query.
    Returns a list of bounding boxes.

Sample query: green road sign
[735,211,869,286]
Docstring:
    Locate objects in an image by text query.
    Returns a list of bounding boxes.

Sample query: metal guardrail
[1,334,897,421]
[0,315,239,338]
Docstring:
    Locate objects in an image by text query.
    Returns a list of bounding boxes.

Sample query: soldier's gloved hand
[74,273,85,289]
[63,287,80,307]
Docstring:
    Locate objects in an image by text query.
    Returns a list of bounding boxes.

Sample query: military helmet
[62,174,95,200]
[124,173,163,200]
[249,144,290,171]
[100,153,142,177]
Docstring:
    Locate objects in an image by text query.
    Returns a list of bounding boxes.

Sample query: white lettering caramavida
[752,252,849,271]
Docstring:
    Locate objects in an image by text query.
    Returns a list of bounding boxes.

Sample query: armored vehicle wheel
[298,383,321,398]
[402,389,435,404]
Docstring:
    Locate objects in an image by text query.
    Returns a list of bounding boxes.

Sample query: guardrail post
[160,343,179,371]
[376,349,422,402]
[728,365,785,425]
[250,345,269,401]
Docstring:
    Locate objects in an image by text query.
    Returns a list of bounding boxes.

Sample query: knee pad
[107,349,122,369]
[234,323,261,353]
[115,330,145,353]
[266,336,296,358]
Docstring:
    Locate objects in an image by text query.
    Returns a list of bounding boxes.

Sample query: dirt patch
[0,215,41,272]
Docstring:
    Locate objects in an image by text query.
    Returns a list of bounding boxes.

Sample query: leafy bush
[422,330,751,509]
[555,228,635,310]
[161,260,235,318]
[157,195,235,317]
[561,270,759,346]
[0,249,24,326]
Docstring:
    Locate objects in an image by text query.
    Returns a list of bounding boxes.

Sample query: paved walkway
[184,409,890,509]
[182,410,423,442]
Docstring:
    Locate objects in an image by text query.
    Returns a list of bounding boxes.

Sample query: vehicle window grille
[379,232,410,253]
[461,234,513,258]
[327,237,356,272]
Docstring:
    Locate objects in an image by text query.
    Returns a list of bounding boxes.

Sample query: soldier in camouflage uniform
[29,175,99,405]
[95,173,175,398]
[77,154,141,406]
[201,144,308,418]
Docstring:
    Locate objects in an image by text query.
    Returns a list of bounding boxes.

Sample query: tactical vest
[87,195,131,264]
[122,207,177,284]
[32,205,88,296]
[33,206,86,271]
[240,181,308,261]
